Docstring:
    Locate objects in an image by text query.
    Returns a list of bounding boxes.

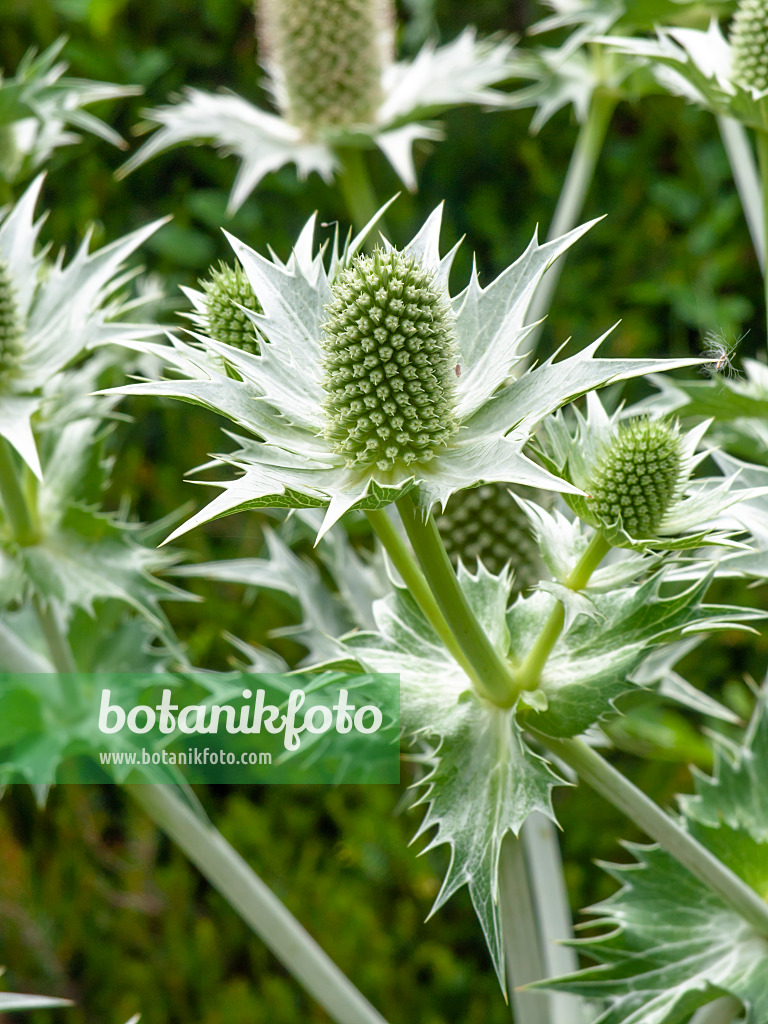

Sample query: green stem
[532,734,768,939]
[525,90,615,335]
[130,785,389,1024]
[0,436,38,545]
[336,146,388,243]
[718,116,765,274]
[34,596,77,676]
[755,128,768,348]
[396,495,517,706]
[515,532,611,692]
[365,508,479,683]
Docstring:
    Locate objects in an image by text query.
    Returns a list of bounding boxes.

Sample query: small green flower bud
[0,260,23,382]
[322,248,459,473]
[259,0,390,135]
[437,483,543,586]
[586,419,683,538]
[730,0,768,92]
[200,262,260,353]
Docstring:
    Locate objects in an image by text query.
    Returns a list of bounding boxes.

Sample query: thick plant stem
[499,835,553,1024]
[525,90,615,336]
[718,116,765,273]
[515,531,611,692]
[366,508,479,683]
[336,146,387,242]
[396,495,518,706]
[532,734,768,939]
[0,436,37,545]
[756,128,768,347]
[131,785,390,1024]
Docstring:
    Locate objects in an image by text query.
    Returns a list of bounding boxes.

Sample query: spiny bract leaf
[537,696,768,1023]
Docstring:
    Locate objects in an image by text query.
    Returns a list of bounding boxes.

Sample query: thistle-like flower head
[322,248,458,471]
[199,262,261,353]
[0,176,165,477]
[120,6,525,211]
[729,0,768,92]
[107,204,699,542]
[259,0,390,136]
[543,391,750,549]
[586,418,683,537]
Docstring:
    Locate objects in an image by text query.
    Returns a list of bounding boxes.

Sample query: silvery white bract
[605,20,768,129]
[543,391,755,549]
[119,29,521,211]
[0,176,166,477]
[0,39,139,181]
[109,206,700,541]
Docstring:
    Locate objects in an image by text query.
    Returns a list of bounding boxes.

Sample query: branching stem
[336,146,389,243]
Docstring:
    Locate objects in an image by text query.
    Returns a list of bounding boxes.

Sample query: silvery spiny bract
[607,4,768,130]
[0,176,165,478]
[198,262,261,353]
[259,0,389,135]
[120,2,522,210]
[108,205,700,541]
[544,391,751,548]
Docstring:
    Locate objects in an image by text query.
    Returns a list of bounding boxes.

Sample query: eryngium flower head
[106,205,700,543]
[0,260,24,379]
[729,0,768,91]
[322,248,458,471]
[0,175,164,477]
[200,262,261,353]
[259,0,390,135]
[587,419,683,537]
[544,392,749,550]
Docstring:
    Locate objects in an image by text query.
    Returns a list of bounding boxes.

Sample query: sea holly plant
[118,0,522,223]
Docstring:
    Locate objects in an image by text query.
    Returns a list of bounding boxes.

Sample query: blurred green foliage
[0,0,765,1021]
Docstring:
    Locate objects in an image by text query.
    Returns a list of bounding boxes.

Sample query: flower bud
[730,0,768,92]
[437,483,543,585]
[586,419,683,538]
[259,0,391,135]
[322,248,459,472]
[0,260,23,382]
[200,262,260,353]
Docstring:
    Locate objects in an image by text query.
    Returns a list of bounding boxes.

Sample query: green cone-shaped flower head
[322,248,459,473]
[437,483,543,585]
[0,260,24,382]
[586,418,683,537]
[259,0,390,135]
[200,262,261,353]
[730,0,768,92]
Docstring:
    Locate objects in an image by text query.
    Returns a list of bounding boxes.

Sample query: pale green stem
[755,128,768,348]
[336,146,389,243]
[130,785,389,1024]
[0,436,79,690]
[515,531,611,692]
[519,814,584,1024]
[395,495,518,706]
[365,508,479,684]
[531,734,768,939]
[499,835,553,1024]
[525,90,616,338]
[718,115,765,273]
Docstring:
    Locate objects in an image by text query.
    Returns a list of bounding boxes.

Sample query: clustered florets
[200,262,261,353]
[0,260,23,382]
[259,0,390,135]
[437,482,542,585]
[321,248,459,473]
[586,419,683,537]
[730,0,768,92]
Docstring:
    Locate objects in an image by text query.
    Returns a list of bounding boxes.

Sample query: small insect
[455,364,461,378]
[700,328,743,380]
